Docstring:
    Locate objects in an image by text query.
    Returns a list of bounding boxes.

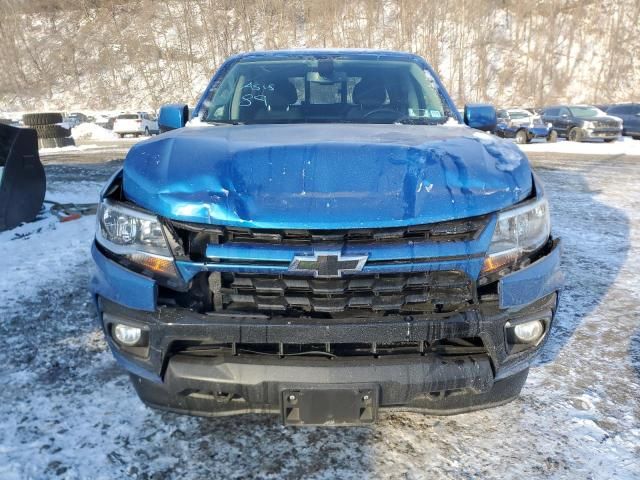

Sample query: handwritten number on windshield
[240,82,275,107]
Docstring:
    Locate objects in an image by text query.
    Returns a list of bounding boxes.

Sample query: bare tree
[0,0,638,111]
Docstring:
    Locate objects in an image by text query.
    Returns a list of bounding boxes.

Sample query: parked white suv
[113,112,159,138]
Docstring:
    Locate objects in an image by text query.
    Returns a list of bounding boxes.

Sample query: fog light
[510,320,545,344]
[113,324,142,346]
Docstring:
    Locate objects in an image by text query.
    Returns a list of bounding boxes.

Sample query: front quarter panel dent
[498,239,563,309]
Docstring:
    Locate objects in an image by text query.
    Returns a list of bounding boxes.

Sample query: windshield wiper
[393,116,446,125]
[203,120,245,125]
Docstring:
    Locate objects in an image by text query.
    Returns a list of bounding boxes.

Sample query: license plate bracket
[281,386,378,426]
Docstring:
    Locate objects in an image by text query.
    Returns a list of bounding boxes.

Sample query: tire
[118,133,124,138]
[38,137,75,149]
[144,127,150,136]
[603,138,617,143]
[547,130,558,143]
[633,136,640,141]
[568,127,584,142]
[33,124,71,139]
[515,129,529,144]
[22,112,63,126]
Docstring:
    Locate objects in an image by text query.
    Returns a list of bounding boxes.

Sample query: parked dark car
[541,105,622,142]
[90,49,562,425]
[606,103,640,140]
[494,108,555,143]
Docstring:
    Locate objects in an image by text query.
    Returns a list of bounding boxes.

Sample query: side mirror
[158,104,189,133]
[464,104,497,131]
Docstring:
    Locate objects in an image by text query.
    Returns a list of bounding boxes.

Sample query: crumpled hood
[122,124,532,229]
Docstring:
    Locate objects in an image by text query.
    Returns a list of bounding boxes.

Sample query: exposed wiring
[44,199,98,222]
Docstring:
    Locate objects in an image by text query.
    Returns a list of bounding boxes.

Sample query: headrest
[352,79,386,107]
[266,80,298,110]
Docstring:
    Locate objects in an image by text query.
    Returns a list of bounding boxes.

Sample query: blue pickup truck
[90,50,562,426]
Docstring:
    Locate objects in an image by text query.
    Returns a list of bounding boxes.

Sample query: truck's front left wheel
[568,127,584,142]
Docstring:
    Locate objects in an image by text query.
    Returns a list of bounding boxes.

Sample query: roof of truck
[229,49,423,61]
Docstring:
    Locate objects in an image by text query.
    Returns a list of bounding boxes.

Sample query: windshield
[507,110,530,119]
[569,106,604,118]
[199,57,456,125]
[117,114,138,120]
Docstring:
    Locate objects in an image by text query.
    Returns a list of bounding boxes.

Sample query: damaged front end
[91,168,562,424]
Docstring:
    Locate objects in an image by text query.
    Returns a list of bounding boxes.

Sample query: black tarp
[0,124,46,231]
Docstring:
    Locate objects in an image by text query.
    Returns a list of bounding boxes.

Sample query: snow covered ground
[38,137,141,159]
[518,135,640,156]
[0,150,639,479]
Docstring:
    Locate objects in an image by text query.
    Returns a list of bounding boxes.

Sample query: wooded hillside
[0,0,638,111]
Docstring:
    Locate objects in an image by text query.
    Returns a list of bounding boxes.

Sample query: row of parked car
[492,103,640,143]
[1,111,160,138]
[72,111,160,137]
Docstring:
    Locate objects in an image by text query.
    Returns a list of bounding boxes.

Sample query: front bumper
[527,126,551,138]
[583,128,621,139]
[91,240,562,417]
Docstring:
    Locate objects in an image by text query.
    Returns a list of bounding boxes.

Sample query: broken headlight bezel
[96,200,181,282]
[480,195,550,281]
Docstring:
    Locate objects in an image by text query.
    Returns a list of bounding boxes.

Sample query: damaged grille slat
[220,271,475,314]
[223,219,486,244]
[171,216,489,249]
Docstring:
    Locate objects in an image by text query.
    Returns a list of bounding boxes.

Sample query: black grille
[168,216,488,254]
[219,271,475,314]
[224,218,487,244]
[175,338,486,358]
[593,120,618,128]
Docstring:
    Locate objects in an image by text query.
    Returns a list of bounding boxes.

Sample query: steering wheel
[362,108,402,120]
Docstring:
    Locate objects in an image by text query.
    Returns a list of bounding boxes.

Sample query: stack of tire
[22,112,75,149]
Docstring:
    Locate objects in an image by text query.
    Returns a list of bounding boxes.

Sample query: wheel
[568,127,584,142]
[33,124,71,139]
[632,136,640,141]
[118,133,124,138]
[603,138,617,143]
[515,129,529,144]
[144,127,150,136]
[22,112,63,126]
[547,130,558,143]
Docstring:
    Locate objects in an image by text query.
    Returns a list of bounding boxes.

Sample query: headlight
[546,122,552,128]
[583,121,594,129]
[96,200,180,279]
[481,196,550,278]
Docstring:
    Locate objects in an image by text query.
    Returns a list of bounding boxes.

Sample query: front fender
[498,239,563,309]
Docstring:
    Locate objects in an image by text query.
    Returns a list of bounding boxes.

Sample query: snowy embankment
[71,122,119,141]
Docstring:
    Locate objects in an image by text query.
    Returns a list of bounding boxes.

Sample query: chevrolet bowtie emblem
[289,252,368,278]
